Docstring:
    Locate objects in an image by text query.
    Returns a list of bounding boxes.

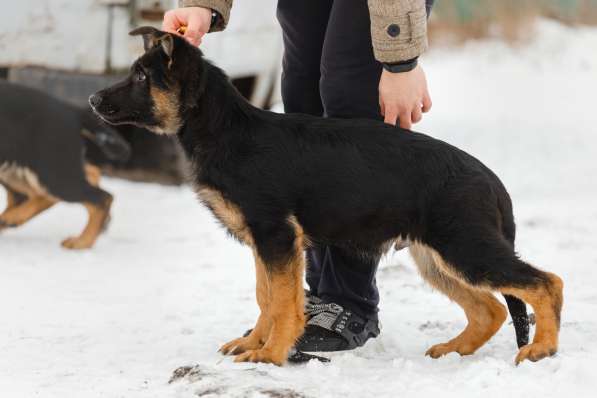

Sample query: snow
[1,19,597,397]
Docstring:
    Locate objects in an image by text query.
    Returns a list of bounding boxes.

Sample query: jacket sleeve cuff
[179,0,233,32]
[368,0,428,63]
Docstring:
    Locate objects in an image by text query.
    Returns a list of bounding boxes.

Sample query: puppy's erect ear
[130,26,161,51]
[130,26,175,59]
[160,34,174,58]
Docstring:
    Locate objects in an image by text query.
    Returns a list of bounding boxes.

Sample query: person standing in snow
[163,0,434,352]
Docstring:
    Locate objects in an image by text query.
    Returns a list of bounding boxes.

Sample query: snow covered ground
[1,20,597,397]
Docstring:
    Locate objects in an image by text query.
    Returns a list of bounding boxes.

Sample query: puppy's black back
[187,98,511,253]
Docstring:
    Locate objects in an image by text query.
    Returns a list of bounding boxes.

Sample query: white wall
[0,0,281,76]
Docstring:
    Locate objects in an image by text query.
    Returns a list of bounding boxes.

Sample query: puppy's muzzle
[89,93,103,108]
[89,93,118,116]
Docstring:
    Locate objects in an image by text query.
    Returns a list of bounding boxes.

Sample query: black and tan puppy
[91,27,563,365]
[0,82,130,249]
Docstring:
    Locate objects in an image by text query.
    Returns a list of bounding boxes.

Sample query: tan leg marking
[410,243,507,358]
[425,289,507,358]
[1,166,52,225]
[84,164,101,187]
[0,195,56,227]
[200,186,279,357]
[0,165,47,198]
[149,86,182,135]
[220,252,273,355]
[197,187,254,246]
[234,258,305,365]
[234,218,306,365]
[62,198,112,250]
[1,185,19,227]
[3,186,17,212]
[501,272,563,364]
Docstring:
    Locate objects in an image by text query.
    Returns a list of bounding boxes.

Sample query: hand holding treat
[162,7,211,46]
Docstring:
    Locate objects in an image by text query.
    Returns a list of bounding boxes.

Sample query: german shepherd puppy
[0,82,130,249]
[91,27,563,366]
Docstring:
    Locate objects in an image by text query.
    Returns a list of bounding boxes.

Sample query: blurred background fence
[429,0,597,42]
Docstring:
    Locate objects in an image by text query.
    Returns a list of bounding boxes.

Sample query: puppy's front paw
[425,341,476,358]
[219,336,263,355]
[426,343,455,358]
[233,348,286,366]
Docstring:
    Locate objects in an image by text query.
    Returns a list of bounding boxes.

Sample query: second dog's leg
[0,195,56,227]
[220,253,273,355]
[84,164,101,187]
[62,196,112,250]
[1,185,15,226]
[2,184,17,214]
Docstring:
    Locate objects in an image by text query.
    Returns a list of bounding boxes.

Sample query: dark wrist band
[210,10,219,30]
[382,57,418,73]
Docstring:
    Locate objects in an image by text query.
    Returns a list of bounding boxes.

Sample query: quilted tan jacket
[179,0,428,63]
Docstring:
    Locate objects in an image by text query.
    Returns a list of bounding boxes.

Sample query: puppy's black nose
[89,94,102,108]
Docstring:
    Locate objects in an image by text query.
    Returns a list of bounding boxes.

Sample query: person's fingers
[412,105,423,124]
[183,27,202,46]
[398,111,412,130]
[422,90,432,113]
[162,11,182,33]
[384,106,399,126]
[185,13,207,46]
[185,33,201,46]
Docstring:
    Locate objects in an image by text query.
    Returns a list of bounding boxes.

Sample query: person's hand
[379,65,432,129]
[162,7,212,46]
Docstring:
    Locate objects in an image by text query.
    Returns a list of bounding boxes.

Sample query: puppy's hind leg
[410,243,507,358]
[501,269,563,365]
[427,233,563,365]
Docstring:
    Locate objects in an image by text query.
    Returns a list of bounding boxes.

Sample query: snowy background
[1,20,597,398]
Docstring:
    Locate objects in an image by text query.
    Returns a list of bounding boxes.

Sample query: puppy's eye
[134,71,146,82]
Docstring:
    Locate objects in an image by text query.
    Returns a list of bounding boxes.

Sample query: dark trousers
[276,0,383,318]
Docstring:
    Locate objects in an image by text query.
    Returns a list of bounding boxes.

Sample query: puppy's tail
[80,109,131,163]
[503,294,530,348]
[497,186,530,348]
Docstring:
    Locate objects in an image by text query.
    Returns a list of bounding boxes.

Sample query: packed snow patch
[1,19,596,398]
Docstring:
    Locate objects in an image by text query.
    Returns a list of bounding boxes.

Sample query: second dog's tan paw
[61,237,94,250]
[0,215,20,228]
